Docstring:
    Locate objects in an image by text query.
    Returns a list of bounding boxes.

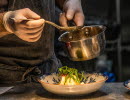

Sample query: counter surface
[0,83,130,100]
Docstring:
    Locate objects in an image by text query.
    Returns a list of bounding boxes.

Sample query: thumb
[23,8,40,19]
[66,9,75,20]
[14,16,27,23]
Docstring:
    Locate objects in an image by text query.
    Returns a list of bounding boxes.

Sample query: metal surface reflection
[58,25,106,61]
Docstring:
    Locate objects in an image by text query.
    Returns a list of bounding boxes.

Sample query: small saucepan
[58,25,106,61]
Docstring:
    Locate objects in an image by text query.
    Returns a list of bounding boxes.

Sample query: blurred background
[54,0,130,82]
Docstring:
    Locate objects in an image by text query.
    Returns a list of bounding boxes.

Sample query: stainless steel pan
[58,25,106,61]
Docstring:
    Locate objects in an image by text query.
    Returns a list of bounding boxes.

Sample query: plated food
[58,66,86,85]
[38,66,107,95]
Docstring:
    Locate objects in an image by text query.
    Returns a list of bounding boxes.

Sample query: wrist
[0,12,12,37]
[0,12,8,33]
[3,11,14,33]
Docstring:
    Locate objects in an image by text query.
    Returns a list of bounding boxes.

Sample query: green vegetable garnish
[58,66,85,84]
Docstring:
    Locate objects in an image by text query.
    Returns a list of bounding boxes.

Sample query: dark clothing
[0,0,62,85]
[0,0,8,12]
[0,53,61,86]
[0,0,55,67]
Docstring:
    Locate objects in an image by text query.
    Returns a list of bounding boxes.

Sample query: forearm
[0,12,11,37]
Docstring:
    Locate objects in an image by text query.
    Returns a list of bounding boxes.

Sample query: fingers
[14,19,45,42]
[73,12,85,26]
[15,18,45,28]
[66,9,75,20]
[59,13,68,27]
[13,8,41,23]
[24,19,45,28]
[5,8,44,42]
[15,18,45,32]
[61,0,85,27]
[16,19,45,29]
[13,16,27,23]
[22,8,40,19]
[26,28,43,39]
[60,11,85,27]
[15,28,43,42]
[16,24,44,33]
[29,29,43,42]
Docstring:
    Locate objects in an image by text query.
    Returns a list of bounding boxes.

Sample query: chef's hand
[3,8,45,42]
[59,0,85,27]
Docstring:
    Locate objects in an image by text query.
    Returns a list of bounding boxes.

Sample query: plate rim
[124,80,130,90]
[38,73,108,86]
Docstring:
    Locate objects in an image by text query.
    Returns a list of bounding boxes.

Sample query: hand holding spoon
[11,18,83,32]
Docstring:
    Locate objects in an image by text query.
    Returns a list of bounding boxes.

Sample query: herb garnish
[58,66,85,84]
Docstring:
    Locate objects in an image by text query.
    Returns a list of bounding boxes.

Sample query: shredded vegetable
[58,66,85,84]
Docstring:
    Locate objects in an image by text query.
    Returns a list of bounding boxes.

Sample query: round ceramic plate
[38,73,107,96]
[124,80,130,90]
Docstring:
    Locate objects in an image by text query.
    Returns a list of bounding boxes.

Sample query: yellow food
[59,75,79,85]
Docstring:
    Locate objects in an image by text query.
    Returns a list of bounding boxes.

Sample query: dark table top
[0,83,130,100]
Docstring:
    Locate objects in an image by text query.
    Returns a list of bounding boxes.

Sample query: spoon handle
[45,20,63,30]
[45,20,82,31]
[10,18,81,31]
[11,18,64,30]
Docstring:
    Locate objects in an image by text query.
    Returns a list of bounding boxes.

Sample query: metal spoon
[11,18,83,32]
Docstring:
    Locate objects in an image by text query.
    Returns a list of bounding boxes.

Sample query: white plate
[38,73,107,95]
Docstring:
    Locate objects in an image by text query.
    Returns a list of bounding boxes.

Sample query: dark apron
[0,53,62,86]
[0,0,62,86]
